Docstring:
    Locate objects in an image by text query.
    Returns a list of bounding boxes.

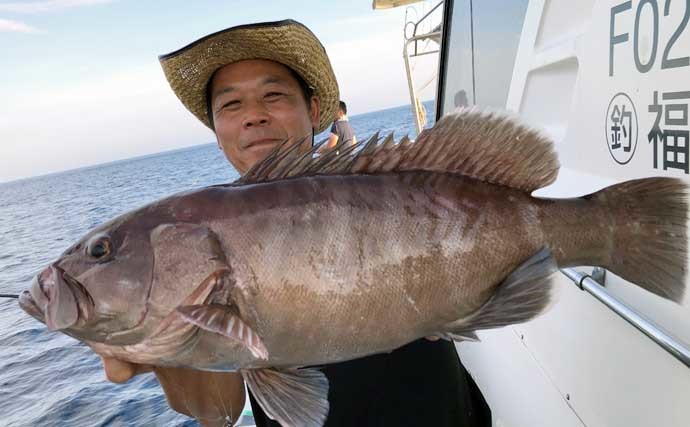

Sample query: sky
[0,0,440,183]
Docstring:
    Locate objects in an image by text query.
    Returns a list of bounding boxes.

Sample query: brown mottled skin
[34,170,608,371]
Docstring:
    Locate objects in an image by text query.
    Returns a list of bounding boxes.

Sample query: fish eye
[87,237,112,259]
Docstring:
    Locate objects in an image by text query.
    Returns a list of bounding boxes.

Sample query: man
[325,100,357,151]
[101,20,490,427]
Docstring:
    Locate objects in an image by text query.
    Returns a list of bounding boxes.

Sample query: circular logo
[605,92,638,165]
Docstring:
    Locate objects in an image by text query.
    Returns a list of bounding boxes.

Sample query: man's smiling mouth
[244,138,283,149]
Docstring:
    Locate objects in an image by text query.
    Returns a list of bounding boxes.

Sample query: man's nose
[242,103,270,128]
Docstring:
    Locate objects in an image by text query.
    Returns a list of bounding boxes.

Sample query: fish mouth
[19,264,94,331]
[18,290,43,320]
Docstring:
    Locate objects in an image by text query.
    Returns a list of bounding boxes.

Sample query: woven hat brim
[159,20,339,134]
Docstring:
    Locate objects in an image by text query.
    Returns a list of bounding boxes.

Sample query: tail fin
[589,177,688,303]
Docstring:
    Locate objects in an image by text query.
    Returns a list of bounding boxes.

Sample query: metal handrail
[405,2,443,42]
[561,268,690,369]
[405,1,444,56]
[405,33,442,51]
[402,1,444,137]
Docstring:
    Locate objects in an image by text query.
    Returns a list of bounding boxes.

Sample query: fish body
[18,109,688,426]
[112,173,600,369]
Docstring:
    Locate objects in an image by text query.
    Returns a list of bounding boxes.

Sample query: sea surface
[0,102,435,427]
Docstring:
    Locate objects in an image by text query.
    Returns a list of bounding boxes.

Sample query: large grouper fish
[18,109,688,426]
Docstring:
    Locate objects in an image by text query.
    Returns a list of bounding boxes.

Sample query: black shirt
[248,338,490,426]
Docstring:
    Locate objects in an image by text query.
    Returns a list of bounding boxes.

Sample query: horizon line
[0,101,433,185]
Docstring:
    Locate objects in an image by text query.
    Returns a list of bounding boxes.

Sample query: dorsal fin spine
[235,108,560,192]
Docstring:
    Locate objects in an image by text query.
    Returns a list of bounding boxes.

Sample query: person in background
[100,19,491,427]
[326,100,357,151]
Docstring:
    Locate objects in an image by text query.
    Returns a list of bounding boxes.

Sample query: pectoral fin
[442,247,557,338]
[442,331,480,342]
[242,367,329,427]
[176,304,268,360]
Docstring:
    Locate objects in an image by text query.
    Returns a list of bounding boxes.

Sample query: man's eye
[219,100,240,110]
[265,92,284,100]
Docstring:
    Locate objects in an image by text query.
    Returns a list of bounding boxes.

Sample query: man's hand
[101,356,153,383]
[101,357,245,427]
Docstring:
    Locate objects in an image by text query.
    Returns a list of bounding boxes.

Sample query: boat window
[439,0,529,116]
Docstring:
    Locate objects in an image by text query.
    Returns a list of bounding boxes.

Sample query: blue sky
[0,0,439,182]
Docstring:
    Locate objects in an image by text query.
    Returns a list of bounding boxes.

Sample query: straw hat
[159,19,340,133]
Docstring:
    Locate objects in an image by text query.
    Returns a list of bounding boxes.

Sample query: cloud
[0,18,38,32]
[0,0,113,13]
[324,27,439,115]
[0,65,214,183]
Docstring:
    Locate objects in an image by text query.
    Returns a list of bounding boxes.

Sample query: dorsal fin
[237,108,560,192]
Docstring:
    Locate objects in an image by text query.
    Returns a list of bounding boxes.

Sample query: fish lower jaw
[18,290,45,322]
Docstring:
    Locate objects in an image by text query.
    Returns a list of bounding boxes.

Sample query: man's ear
[309,96,321,129]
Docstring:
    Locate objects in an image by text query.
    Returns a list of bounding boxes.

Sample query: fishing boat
[3,2,687,426]
[381,0,690,425]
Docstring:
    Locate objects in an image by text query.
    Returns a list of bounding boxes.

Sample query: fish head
[19,212,157,345]
[19,198,241,366]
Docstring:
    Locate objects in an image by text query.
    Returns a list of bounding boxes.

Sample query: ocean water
[0,102,434,427]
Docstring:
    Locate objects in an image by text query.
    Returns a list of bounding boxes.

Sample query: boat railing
[403,1,444,135]
[561,268,690,369]
[404,1,443,56]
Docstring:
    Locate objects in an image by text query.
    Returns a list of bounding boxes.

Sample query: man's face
[209,59,321,174]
